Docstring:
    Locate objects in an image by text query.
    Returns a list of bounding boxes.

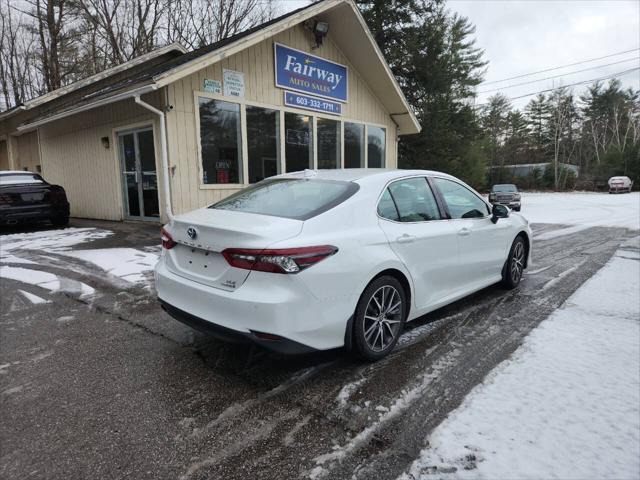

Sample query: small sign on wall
[223,69,245,98]
[284,91,342,116]
[203,79,221,94]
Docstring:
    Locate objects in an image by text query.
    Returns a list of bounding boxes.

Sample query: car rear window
[0,174,44,185]
[210,178,359,220]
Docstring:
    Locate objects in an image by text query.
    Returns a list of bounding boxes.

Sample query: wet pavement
[0,218,636,479]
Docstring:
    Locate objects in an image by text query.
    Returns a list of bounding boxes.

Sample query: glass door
[118,128,159,220]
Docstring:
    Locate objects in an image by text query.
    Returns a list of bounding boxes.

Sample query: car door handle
[458,227,471,237]
[397,234,416,244]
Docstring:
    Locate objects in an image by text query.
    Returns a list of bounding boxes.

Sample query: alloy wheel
[511,241,525,284]
[363,285,403,352]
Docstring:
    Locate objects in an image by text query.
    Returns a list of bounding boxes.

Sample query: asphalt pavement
[0,219,635,479]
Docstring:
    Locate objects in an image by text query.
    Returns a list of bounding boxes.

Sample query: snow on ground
[522,191,639,230]
[402,237,640,480]
[0,266,95,296]
[0,228,159,286]
[18,290,50,304]
[61,248,159,283]
[0,227,112,252]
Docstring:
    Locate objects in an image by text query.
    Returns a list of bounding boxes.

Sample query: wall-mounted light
[312,20,329,48]
[101,136,110,149]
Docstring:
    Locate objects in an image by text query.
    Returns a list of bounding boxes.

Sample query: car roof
[275,168,456,183]
[0,170,36,175]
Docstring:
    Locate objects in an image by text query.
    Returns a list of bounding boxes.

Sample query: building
[0,0,420,223]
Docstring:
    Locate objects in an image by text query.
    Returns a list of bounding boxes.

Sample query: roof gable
[12,0,419,135]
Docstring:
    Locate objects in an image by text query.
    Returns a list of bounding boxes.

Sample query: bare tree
[0,1,40,107]
[0,0,277,110]
[549,89,575,190]
[76,0,169,63]
[165,0,276,49]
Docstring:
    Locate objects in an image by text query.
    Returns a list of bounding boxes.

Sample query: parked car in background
[489,184,521,211]
[0,171,70,227]
[156,169,532,360]
[608,176,633,194]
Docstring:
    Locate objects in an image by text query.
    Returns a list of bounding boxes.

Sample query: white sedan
[155,169,532,360]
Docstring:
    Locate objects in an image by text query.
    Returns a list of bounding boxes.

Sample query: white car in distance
[156,169,532,360]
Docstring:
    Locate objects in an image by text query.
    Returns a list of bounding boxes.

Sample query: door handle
[458,227,471,237]
[397,234,416,244]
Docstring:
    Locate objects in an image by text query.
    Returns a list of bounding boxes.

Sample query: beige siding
[38,92,164,221]
[165,23,398,215]
[15,131,40,172]
[0,140,8,170]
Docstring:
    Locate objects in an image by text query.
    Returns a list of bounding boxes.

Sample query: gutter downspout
[134,94,173,222]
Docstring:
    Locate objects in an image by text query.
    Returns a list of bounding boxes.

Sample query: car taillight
[161,227,177,250]
[50,189,66,202]
[0,193,12,205]
[222,246,338,274]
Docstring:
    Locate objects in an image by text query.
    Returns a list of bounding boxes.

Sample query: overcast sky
[287,0,640,109]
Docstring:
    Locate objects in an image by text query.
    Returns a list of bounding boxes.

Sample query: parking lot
[1,193,639,480]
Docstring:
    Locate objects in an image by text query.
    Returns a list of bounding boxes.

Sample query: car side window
[383,177,440,222]
[377,189,400,221]
[433,177,490,219]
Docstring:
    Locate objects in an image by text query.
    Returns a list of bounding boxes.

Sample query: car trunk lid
[0,183,54,206]
[165,207,303,291]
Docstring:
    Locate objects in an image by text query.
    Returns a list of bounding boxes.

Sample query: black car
[488,184,521,211]
[0,171,70,227]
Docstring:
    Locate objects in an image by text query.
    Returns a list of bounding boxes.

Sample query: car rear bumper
[159,299,316,354]
[155,259,353,353]
[0,203,69,224]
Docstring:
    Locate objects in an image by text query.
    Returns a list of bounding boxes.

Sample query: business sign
[203,78,221,94]
[274,43,348,103]
[284,91,342,116]
[223,69,245,98]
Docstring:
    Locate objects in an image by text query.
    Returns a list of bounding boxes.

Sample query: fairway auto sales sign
[274,43,348,103]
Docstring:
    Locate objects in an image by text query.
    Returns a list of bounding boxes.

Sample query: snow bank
[522,191,639,230]
[402,240,640,480]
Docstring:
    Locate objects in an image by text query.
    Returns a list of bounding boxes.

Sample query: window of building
[388,177,440,222]
[344,122,364,168]
[285,112,313,172]
[247,106,280,183]
[432,177,490,219]
[367,126,386,168]
[317,118,341,169]
[198,97,242,184]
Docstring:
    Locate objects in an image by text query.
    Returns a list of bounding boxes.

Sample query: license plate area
[21,192,44,202]
[176,246,227,278]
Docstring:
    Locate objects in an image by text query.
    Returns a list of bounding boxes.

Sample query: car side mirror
[491,203,509,224]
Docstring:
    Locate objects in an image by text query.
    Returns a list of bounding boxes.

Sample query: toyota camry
[155,169,531,360]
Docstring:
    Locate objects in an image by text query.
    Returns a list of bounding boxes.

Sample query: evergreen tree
[356,0,487,187]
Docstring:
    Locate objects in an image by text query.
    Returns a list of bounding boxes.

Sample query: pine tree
[356,0,487,187]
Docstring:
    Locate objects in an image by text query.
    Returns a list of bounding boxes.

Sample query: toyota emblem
[186,227,197,239]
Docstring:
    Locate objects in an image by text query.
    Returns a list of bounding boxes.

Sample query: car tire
[352,275,407,361]
[51,215,69,228]
[502,236,526,289]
